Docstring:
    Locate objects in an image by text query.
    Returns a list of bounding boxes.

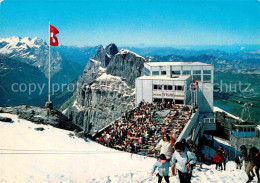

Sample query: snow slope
[0,113,255,183]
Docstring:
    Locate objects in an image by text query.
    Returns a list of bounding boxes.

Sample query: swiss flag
[50,24,59,46]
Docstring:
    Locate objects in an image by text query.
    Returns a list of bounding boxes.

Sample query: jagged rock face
[93,43,118,67]
[67,74,135,134]
[76,44,119,102]
[61,45,146,135]
[106,49,145,86]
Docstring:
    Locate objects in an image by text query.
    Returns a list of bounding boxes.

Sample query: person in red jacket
[213,150,224,170]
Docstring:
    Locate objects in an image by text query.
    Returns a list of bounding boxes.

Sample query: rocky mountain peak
[106,49,146,86]
[92,43,118,67]
[105,43,118,57]
[62,44,146,134]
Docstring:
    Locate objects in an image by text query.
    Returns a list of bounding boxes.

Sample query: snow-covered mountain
[0,36,83,84]
[0,113,253,183]
[0,36,59,75]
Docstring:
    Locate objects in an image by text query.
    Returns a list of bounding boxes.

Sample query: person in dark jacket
[253,152,260,183]
[241,145,254,183]
[219,145,228,170]
[250,147,260,183]
[235,155,243,169]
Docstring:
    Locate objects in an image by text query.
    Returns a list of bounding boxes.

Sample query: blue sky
[0,0,259,46]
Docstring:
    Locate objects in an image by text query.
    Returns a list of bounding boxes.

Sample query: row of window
[153,84,184,91]
[150,70,211,76]
[149,71,211,81]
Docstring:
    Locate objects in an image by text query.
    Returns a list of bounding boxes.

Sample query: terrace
[93,102,198,156]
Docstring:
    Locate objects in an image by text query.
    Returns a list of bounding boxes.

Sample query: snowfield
[0,113,255,183]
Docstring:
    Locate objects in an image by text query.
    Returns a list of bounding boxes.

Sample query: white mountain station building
[136,61,214,113]
[135,61,216,144]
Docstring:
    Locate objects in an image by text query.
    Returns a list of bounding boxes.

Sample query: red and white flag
[49,24,59,46]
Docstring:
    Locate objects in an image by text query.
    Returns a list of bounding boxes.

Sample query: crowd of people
[95,101,194,156]
[212,144,260,183]
[93,101,260,183]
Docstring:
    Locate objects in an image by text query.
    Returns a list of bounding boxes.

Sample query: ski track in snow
[0,113,257,183]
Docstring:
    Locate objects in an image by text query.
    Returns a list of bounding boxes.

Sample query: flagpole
[190,82,193,108]
[196,86,198,106]
[48,21,51,102]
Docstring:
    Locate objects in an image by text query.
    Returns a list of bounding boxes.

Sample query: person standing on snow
[152,134,172,160]
[249,146,260,183]
[235,155,243,169]
[241,145,254,183]
[171,142,197,183]
[152,154,171,183]
[219,145,228,171]
[213,150,224,171]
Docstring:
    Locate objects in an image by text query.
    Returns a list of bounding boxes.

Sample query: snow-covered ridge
[0,36,46,51]
[213,106,241,121]
[117,49,145,60]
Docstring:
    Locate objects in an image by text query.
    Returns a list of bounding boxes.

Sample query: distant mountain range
[0,37,84,84]
[0,36,259,108]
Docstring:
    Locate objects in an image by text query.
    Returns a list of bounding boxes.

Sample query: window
[175,100,184,104]
[203,70,211,82]
[152,71,159,75]
[164,85,173,90]
[153,85,162,90]
[194,75,201,81]
[183,70,191,75]
[203,75,211,81]
[161,71,167,75]
[172,70,180,75]
[203,70,211,74]
[193,70,201,74]
[175,85,184,91]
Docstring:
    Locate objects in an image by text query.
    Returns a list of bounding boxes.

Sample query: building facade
[136,61,214,113]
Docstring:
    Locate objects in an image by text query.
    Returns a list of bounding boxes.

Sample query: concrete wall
[177,108,200,143]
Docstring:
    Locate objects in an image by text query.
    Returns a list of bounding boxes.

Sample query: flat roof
[145,61,212,67]
[136,75,191,81]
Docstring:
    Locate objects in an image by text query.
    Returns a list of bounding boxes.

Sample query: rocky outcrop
[0,116,12,122]
[61,44,146,135]
[106,49,145,86]
[67,74,135,134]
[92,43,118,67]
[0,105,81,131]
